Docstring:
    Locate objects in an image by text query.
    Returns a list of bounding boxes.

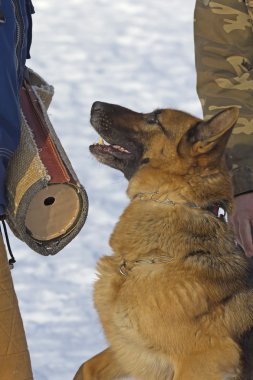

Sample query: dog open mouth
[90,138,132,160]
[89,101,145,178]
[89,135,138,177]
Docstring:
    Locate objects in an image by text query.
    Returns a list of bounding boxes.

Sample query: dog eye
[146,110,161,125]
[146,114,159,124]
[147,117,158,125]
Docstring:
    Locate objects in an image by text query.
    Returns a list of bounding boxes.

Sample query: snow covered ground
[11,0,202,379]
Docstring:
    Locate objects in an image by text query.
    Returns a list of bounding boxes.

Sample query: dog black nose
[91,101,104,113]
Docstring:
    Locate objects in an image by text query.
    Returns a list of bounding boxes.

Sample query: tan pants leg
[0,236,33,380]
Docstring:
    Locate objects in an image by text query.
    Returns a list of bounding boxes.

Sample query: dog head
[90,101,238,203]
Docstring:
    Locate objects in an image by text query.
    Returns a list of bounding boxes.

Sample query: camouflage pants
[194,0,253,195]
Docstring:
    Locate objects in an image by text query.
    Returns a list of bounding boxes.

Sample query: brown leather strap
[20,81,74,184]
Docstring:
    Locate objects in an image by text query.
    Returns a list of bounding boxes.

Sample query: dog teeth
[113,145,130,153]
[94,139,130,153]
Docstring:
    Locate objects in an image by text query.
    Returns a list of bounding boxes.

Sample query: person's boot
[0,235,33,379]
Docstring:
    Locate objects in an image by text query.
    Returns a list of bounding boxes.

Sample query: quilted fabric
[0,236,33,379]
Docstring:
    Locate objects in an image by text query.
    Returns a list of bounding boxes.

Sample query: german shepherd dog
[74,102,253,380]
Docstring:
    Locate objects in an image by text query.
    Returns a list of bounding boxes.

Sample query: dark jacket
[0,0,34,213]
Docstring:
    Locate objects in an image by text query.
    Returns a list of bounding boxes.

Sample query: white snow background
[11,0,203,379]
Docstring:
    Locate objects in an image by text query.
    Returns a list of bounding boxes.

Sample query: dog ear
[179,107,239,158]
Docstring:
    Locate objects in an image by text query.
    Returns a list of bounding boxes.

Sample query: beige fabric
[0,236,33,380]
[7,119,48,216]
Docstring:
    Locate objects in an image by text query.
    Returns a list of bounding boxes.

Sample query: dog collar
[119,255,175,276]
[119,194,227,276]
[119,196,227,276]
[134,192,227,220]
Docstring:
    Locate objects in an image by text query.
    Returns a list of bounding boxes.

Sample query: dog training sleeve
[194,0,253,196]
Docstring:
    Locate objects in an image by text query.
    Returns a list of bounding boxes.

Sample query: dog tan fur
[74,103,253,380]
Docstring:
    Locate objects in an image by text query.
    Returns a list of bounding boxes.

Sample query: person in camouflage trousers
[194,0,253,257]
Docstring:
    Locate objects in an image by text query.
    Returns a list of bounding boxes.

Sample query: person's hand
[229,192,253,257]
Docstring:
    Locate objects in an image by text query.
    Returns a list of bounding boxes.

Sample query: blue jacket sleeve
[0,2,20,213]
[0,0,33,214]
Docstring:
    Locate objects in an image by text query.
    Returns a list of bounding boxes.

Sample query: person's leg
[0,235,33,380]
